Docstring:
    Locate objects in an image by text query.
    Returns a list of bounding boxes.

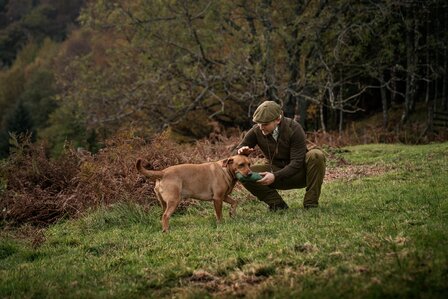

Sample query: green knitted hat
[252,101,282,123]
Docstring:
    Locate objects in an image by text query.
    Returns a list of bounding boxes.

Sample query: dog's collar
[219,164,237,190]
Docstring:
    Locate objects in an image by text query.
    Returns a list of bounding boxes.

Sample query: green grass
[1,143,448,298]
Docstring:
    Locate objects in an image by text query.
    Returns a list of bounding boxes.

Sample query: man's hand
[237,146,255,156]
[258,172,275,185]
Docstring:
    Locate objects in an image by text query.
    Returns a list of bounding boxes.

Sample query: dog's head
[222,155,252,177]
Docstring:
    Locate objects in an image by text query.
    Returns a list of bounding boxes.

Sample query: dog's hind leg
[224,196,238,218]
[154,181,166,211]
[159,186,181,232]
[161,199,180,232]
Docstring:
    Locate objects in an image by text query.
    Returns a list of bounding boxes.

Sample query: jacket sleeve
[234,126,259,155]
[273,126,307,180]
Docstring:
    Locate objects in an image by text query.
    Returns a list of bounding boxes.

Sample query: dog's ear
[222,158,234,167]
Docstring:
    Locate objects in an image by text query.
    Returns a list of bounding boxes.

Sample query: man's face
[257,117,281,135]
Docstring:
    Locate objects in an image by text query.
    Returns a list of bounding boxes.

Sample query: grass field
[1,143,447,298]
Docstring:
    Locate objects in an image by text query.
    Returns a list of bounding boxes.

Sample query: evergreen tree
[0,100,34,158]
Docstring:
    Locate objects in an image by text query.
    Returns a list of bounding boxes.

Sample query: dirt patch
[325,164,393,182]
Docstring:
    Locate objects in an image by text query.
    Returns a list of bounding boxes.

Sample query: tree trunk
[298,95,308,129]
[425,12,431,106]
[338,108,343,135]
[409,18,419,113]
[443,6,448,111]
[284,2,306,120]
[319,100,326,133]
[379,73,389,129]
[390,67,398,107]
[283,35,300,119]
[338,85,343,134]
[424,11,433,134]
[401,9,415,124]
[260,0,277,101]
[443,49,447,111]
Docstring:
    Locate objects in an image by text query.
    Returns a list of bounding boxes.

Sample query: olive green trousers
[241,148,326,210]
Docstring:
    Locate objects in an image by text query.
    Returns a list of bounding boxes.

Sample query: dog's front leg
[213,198,223,222]
[224,196,238,218]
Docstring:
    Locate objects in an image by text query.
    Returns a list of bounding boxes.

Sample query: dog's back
[137,159,216,179]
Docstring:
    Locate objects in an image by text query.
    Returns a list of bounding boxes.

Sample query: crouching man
[235,101,326,210]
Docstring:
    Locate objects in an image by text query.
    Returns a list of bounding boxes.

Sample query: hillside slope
[1,142,447,298]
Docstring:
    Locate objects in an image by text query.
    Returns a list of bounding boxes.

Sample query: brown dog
[136,155,252,232]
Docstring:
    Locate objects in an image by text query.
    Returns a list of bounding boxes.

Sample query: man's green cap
[252,101,282,123]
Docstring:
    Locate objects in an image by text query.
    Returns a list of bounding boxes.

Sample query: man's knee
[306,148,326,165]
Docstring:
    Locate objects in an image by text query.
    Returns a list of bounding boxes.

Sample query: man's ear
[222,158,234,167]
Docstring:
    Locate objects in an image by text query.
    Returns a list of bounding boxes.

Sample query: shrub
[0,129,242,227]
[0,134,80,226]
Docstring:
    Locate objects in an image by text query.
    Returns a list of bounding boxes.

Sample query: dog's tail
[136,159,164,180]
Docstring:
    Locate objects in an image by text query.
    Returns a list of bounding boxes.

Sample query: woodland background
[1,0,448,159]
[1,2,447,296]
